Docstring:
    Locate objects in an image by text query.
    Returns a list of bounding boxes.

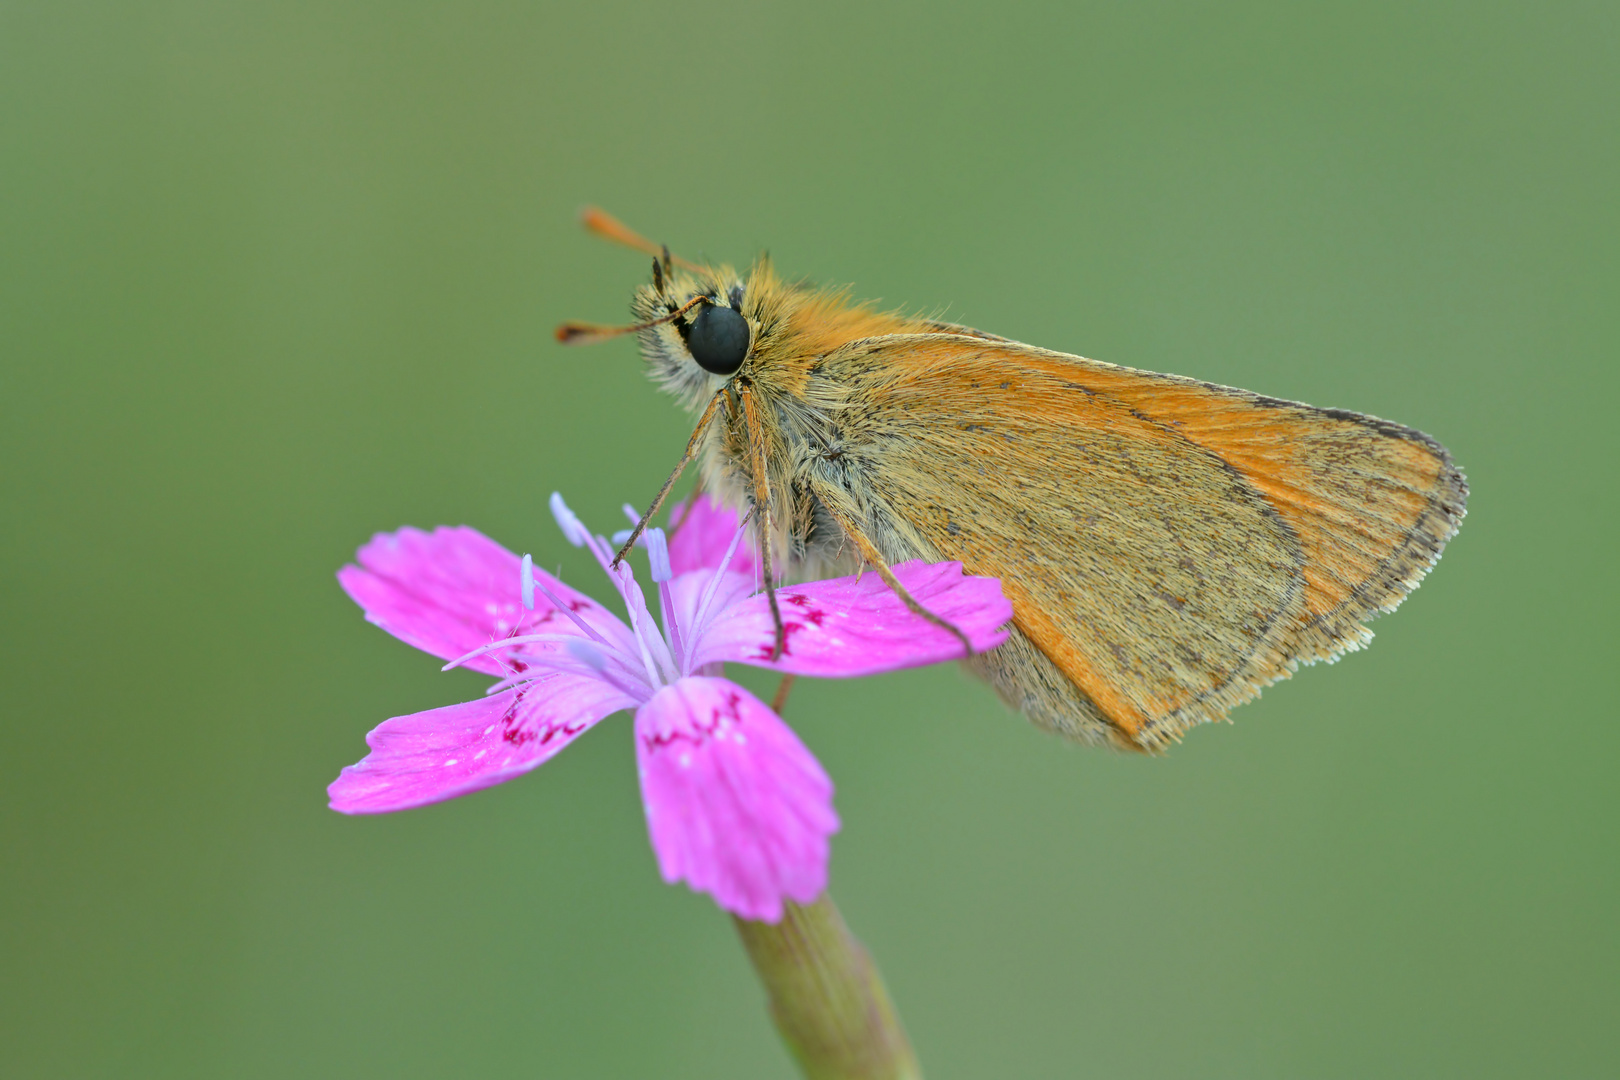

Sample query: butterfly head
[630,262,757,410]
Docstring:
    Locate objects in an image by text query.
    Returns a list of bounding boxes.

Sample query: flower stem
[769,673,798,714]
[733,893,922,1080]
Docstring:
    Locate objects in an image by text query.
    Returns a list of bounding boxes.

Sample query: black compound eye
[686,303,750,376]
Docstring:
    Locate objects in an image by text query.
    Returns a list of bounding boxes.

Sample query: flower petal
[667,566,756,650]
[666,495,756,577]
[690,560,1013,676]
[338,526,634,676]
[636,677,838,922]
[329,676,635,814]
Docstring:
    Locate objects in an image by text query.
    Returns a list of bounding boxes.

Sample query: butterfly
[558,208,1467,751]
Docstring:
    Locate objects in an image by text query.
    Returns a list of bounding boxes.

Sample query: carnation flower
[330,494,1011,920]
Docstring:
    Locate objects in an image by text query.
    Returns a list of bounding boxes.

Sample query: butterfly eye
[686,303,750,376]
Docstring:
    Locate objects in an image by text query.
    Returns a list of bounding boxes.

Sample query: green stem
[733,893,922,1080]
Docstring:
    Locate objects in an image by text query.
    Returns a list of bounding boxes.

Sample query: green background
[4,3,1615,1076]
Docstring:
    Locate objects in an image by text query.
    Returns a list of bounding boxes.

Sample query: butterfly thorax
[633,258,942,576]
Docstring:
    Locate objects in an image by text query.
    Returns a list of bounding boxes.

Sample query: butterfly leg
[738,382,788,660]
[812,491,975,658]
[611,387,725,568]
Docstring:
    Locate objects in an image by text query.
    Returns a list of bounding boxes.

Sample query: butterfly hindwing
[805,334,1465,749]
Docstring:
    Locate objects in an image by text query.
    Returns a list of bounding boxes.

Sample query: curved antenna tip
[555,321,608,345]
[575,206,702,271]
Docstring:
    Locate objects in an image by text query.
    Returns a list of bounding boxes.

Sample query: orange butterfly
[559,208,1467,751]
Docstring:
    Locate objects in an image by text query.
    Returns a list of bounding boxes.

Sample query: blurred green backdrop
[3,2,1615,1077]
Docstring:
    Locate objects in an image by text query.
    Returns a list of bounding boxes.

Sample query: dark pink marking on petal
[328,676,635,814]
[635,677,837,923]
[693,561,1013,678]
[748,620,810,661]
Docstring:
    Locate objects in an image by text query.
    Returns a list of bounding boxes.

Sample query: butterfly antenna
[555,293,706,346]
[578,206,702,272]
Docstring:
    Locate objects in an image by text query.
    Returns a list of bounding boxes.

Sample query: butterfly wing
[804,335,1466,750]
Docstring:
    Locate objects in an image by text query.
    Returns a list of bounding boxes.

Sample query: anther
[549,492,588,548]
[646,528,672,583]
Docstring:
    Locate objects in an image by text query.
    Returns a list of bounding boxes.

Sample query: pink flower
[331,494,1012,921]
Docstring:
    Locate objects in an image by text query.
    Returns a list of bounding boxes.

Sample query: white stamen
[616,563,677,687]
[569,636,652,700]
[532,492,717,698]
[691,505,756,637]
[520,553,535,610]
[549,492,588,547]
[522,577,610,646]
[551,495,667,684]
[646,528,672,583]
[476,642,649,700]
[565,637,608,671]
[718,505,754,576]
[659,575,684,673]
